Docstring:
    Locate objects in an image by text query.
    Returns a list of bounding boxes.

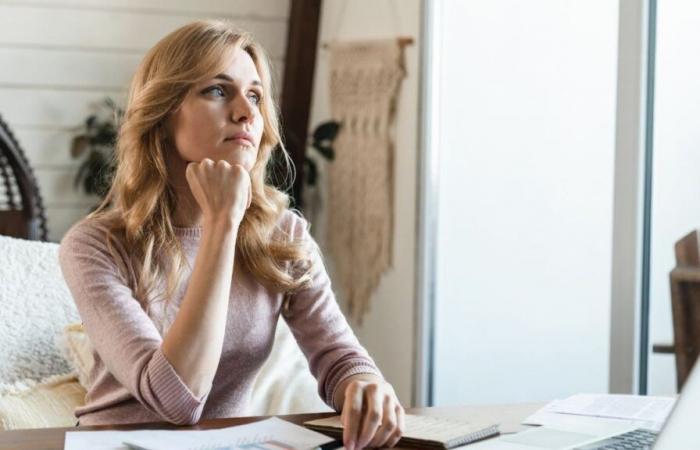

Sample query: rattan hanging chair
[0,113,49,241]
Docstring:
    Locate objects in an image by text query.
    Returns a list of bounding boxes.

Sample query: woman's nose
[230,96,254,124]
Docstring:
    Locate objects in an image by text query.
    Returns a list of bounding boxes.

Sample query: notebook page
[305,414,496,444]
[401,415,495,442]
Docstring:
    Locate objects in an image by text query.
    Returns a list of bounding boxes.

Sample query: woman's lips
[225,131,255,147]
[225,137,253,146]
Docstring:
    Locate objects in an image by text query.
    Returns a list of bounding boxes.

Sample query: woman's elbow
[161,408,203,426]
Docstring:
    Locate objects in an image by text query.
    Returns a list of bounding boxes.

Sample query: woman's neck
[172,189,202,228]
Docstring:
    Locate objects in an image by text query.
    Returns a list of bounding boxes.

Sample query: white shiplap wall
[0,0,289,241]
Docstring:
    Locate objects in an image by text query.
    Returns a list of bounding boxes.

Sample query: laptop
[470,360,700,449]
[651,357,700,449]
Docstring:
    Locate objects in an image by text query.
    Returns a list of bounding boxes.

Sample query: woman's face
[169,48,264,172]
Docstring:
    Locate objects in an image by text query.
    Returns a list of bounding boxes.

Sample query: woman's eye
[204,85,226,97]
[248,92,262,105]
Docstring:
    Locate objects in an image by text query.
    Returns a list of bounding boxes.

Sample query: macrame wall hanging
[324,38,408,323]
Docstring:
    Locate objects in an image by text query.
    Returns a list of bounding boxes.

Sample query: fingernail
[346,440,354,450]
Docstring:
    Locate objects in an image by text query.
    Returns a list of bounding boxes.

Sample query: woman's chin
[225,151,255,171]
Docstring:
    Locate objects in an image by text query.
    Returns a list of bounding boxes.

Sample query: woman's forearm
[162,217,238,398]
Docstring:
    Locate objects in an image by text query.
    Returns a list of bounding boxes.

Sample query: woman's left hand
[338,375,405,450]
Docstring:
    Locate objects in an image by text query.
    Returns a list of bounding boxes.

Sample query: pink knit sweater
[58,210,381,426]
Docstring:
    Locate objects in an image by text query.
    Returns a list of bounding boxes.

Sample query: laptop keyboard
[575,428,658,450]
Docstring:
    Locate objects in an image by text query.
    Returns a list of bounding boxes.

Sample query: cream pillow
[249,319,332,415]
[59,323,94,388]
[0,372,86,430]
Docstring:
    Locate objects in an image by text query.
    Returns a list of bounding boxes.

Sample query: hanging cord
[322,0,414,49]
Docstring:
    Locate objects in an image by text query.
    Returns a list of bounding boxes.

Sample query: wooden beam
[279,0,322,209]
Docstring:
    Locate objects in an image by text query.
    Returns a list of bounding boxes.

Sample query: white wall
[648,0,700,395]
[307,0,421,406]
[0,0,288,242]
[431,0,619,404]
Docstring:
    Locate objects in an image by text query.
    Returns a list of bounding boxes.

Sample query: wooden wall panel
[0,5,288,58]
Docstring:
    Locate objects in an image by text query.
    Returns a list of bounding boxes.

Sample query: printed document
[524,394,676,431]
[64,417,335,450]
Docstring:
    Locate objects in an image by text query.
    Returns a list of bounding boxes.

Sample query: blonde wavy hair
[88,20,312,314]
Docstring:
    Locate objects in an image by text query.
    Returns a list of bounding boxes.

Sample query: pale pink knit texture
[58,210,381,426]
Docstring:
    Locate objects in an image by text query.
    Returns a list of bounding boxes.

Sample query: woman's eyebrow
[213,73,262,87]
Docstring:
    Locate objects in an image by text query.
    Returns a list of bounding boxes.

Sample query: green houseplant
[70,97,122,203]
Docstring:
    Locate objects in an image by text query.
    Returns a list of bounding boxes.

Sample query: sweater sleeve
[58,223,208,425]
[281,213,383,411]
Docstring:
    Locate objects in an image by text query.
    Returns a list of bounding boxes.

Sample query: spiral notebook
[304,414,499,449]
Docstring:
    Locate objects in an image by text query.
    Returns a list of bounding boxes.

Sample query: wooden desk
[0,403,543,450]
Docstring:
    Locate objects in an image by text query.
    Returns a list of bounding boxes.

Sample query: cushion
[0,372,85,430]
[0,235,80,383]
[249,319,332,415]
[59,324,94,388]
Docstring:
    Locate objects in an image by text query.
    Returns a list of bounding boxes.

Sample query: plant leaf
[74,161,89,190]
[313,121,341,142]
[312,144,335,161]
[92,125,116,146]
[70,136,89,158]
[104,97,116,109]
[304,157,318,186]
[85,153,107,195]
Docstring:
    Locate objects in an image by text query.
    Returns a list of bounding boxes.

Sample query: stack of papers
[64,417,337,450]
[524,394,677,431]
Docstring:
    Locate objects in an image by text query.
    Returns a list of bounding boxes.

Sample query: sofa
[0,234,331,430]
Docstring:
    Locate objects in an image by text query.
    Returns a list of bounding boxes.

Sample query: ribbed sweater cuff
[149,349,207,424]
[326,363,383,411]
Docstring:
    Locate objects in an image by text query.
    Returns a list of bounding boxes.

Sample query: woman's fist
[185,158,251,225]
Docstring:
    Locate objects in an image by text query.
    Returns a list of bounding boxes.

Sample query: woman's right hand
[185,158,252,226]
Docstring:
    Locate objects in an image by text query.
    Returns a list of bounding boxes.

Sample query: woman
[58,20,403,450]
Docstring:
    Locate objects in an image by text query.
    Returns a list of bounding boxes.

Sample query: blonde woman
[58,20,403,450]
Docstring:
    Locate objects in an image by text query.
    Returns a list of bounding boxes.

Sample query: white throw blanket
[0,235,79,384]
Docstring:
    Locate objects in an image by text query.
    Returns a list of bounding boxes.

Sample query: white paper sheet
[64,417,336,450]
[523,409,661,431]
[523,394,677,431]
